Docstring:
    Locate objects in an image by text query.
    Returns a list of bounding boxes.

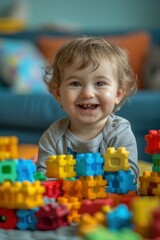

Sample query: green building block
[34,171,47,181]
[0,159,17,183]
[152,154,160,172]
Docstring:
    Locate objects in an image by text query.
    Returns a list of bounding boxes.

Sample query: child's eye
[96,81,106,86]
[70,81,81,87]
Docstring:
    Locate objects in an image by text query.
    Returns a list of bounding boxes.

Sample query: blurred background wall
[0,0,160,30]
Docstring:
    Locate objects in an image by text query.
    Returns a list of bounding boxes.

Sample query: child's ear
[115,89,125,105]
[50,82,62,104]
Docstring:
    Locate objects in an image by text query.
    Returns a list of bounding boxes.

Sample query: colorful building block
[42,179,63,198]
[145,130,160,154]
[78,213,103,236]
[139,171,152,195]
[0,136,18,160]
[16,159,36,182]
[34,171,47,181]
[0,181,45,209]
[36,203,69,230]
[45,155,76,179]
[16,208,38,230]
[0,159,17,183]
[79,175,107,199]
[82,225,118,240]
[62,179,83,200]
[103,147,130,172]
[105,170,137,194]
[79,198,114,215]
[149,208,160,239]
[76,153,104,177]
[106,204,133,230]
[152,154,160,172]
[0,208,18,229]
[131,196,160,238]
[57,197,81,223]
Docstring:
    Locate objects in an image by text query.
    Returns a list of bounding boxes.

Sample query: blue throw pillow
[0,38,48,93]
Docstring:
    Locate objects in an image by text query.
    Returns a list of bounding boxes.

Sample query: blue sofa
[0,29,160,162]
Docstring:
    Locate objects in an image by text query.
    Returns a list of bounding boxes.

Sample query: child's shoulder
[102,114,132,139]
[40,118,70,142]
[106,114,131,131]
[49,117,70,133]
[110,113,130,124]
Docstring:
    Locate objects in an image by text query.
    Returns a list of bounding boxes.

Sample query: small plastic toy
[0,136,18,160]
[45,155,76,179]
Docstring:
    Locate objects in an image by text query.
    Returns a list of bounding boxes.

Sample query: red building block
[145,130,160,154]
[0,208,18,229]
[79,198,114,215]
[149,208,160,239]
[41,179,63,198]
[36,203,69,230]
[119,191,139,209]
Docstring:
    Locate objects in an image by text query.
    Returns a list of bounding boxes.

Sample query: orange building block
[57,196,81,223]
[62,179,83,200]
[79,175,107,200]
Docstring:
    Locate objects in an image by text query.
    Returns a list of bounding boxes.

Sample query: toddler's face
[53,60,124,128]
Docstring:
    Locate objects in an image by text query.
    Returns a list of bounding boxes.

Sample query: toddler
[36,37,139,179]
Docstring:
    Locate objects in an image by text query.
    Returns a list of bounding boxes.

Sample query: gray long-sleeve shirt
[37,114,139,179]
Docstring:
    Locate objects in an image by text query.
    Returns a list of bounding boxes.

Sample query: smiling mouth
[78,104,99,110]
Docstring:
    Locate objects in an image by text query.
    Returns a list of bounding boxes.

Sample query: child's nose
[81,86,95,99]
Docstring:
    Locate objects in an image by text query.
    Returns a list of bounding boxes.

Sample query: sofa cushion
[36,31,151,89]
[0,38,48,93]
[0,91,67,129]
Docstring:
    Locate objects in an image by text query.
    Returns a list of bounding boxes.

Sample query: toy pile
[1,132,160,239]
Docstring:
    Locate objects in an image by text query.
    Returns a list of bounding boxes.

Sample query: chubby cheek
[60,90,75,109]
[102,92,116,105]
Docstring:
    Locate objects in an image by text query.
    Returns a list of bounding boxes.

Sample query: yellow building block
[139,171,151,195]
[150,172,160,183]
[103,147,130,172]
[78,213,101,236]
[0,136,18,160]
[57,196,81,223]
[131,196,160,227]
[45,154,76,179]
[0,181,45,209]
[80,175,107,199]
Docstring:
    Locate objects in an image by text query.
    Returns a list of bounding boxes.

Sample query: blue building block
[107,204,133,231]
[76,153,104,177]
[17,159,36,182]
[116,170,137,193]
[105,170,137,194]
[16,208,38,230]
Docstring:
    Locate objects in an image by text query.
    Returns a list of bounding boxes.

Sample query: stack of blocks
[0,135,147,240]
[137,130,160,239]
[0,137,70,231]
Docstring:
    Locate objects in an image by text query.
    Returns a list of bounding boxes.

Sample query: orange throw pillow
[37,32,151,89]
[36,37,71,63]
[106,31,151,89]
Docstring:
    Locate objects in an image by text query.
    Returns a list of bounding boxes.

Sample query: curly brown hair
[44,37,137,111]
